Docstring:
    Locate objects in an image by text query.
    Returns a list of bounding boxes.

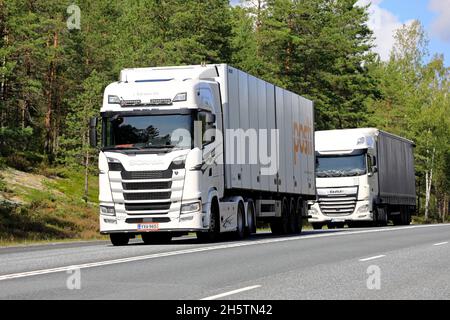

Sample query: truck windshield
[316,152,367,177]
[102,114,193,150]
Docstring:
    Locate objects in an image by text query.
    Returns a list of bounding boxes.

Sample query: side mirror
[205,113,216,124]
[89,117,98,148]
[372,166,378,173]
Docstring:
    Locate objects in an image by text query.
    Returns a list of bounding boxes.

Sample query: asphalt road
[0,224,449,300]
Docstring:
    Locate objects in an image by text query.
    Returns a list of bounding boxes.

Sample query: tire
[110,233,129,246]
[393,206,410,226]
[141,233,172,245]
[197,200,220,242]
[400,207,411,225]
[297,200,304,234]
[245,200,256,236]
[235,203,245,240]
[375,208,388,227]
[270,198,289,235]
[312,223,322,230]
[289,199,300,234]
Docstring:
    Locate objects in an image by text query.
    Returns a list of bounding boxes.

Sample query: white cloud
[357,0,413,61]
[429,0,450,43]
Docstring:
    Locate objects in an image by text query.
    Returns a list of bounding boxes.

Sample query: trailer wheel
[289,198,300,234]
[400,206,411,225]
[141,233,172,245]
[245,199,256,236]
[235,203,245,240]
[270,198,289,235]
[110,233,129,246]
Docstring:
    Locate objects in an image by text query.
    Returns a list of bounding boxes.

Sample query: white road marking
[359,255,386,262]
[201,285,261,300]
[433,241,448,246]
[0,224,449,282]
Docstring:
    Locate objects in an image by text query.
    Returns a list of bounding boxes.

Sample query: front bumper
[100,210,206,234]
[308,200,373,223]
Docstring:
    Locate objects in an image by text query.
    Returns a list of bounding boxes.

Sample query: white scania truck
[308,128,416,229]
[90,64,315,245]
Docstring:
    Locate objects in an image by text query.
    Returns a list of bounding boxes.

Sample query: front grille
[125,202,171,212]
[123,181,172,190]
[123,192,171,201]
[318,196,357,215]
[121,170,172,180]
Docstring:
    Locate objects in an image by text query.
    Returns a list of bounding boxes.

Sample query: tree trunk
[0,33,7,129]
[425,169,432,220]
[45,31,58,158]
[424,148,435,221]
[84,145,89,203]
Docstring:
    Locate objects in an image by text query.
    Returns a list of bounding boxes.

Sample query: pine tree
[231,0,378,129]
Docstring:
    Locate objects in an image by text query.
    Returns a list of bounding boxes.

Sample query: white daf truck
[308,128,416,229]
[90,64,315,245]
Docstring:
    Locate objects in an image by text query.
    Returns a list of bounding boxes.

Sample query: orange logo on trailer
[293,121,313,165]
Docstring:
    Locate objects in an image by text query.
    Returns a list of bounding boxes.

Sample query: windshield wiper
[102,146,143,151]
[141,144,176,149]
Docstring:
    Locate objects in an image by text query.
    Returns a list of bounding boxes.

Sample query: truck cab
[308,128,380,229]
[308,128,416,229]
[91,66,225,245]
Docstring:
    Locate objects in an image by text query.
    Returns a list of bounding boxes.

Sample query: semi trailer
[308,128,416,229]
[89,64,316,246]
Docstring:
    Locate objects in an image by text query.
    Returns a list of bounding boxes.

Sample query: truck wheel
[197,200,220,242]
[270,199,289,235]
[297,199,304,234]
[400,207,411,225]
[110,233,129,246]
[289,199,300,234]
[235,203,246,240]
[245,200,256,236]
[141,233,172,244]
[312,223,322,230]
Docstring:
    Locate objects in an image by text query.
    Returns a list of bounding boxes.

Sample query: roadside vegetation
[0,0,448,244]
[0,166,103,245]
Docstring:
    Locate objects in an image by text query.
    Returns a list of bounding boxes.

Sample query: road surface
[0,224,449,300]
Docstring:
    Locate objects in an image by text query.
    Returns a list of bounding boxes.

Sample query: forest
[0,0,448,242]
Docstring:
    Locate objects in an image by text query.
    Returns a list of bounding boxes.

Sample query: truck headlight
[173,92,187,102]
[108,95,121,104]
[100,206,116,216]
[357,204,369,213]
[181,201,201,214]
[171,155,186,169]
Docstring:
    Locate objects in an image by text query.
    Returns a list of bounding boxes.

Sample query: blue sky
[363,0,450,65]
[231,0,450,66]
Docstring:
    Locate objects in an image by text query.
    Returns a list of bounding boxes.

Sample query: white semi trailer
[90,64,315,245]
[308,128,416,229]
